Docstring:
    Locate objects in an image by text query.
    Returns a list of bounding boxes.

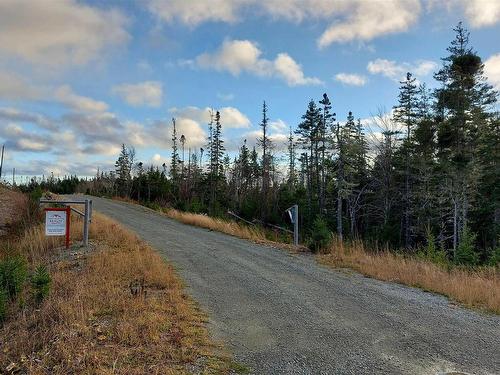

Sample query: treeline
[25,24,499,264]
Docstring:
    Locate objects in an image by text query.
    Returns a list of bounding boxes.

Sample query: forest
[24,24,499,265]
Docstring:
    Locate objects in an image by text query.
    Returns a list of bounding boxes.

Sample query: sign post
[286,204,299,246]
[45,206,71,249]
[40,198,92,248]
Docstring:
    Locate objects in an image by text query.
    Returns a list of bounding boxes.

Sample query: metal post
[0,145,4,180]
[88,200,93,223]
[65,206,71,249]
[293,204,299,246]
[83,199,89,246]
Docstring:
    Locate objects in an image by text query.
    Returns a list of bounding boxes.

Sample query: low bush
[454,225,479,266]
[488,246,500,267]
[418,228,448,265]
[309,216,331,253]
[0,255,28,300]
[31,264,51,303]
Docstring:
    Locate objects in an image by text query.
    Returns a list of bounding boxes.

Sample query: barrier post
[83,199,90,246]
[65,206,71,249]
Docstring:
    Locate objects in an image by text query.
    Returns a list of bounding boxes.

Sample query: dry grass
[160,208,305,252]
[318,237,500,314]
[0,212,237,374]
[162,208,266,241]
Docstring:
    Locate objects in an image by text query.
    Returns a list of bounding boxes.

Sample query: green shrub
[31,265,51,303]
[0,255,28,300]
[309,216,331,253]
[420,228,448,265]
[488,246,500,266]
[454,225,479,266]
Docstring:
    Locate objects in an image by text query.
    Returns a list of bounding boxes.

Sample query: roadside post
[286,204,299,246]
[45,206,71,249]
[40,198,92,247]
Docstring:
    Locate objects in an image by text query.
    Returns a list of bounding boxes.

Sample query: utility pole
[12,167,15,186]
[0,145,4,181]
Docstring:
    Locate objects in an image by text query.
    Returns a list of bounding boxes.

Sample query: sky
[0,0,499,182]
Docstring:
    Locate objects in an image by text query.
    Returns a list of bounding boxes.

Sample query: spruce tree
[170,118,180,183]
[434,22,497,255]
[393,72,418,247]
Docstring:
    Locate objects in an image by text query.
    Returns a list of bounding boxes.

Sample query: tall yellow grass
[318,237,500,314]
[0,213,235,374]
[161,208,303,252]
[162,208,267,242]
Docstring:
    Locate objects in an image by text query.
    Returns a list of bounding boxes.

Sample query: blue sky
[0,0,499,182]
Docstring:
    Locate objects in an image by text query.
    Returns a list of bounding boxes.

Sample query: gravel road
[87,196,499,375]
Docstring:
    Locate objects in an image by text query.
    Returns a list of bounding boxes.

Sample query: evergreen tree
[318,93,335,214]
[258,101,274,219]
[296,100,322,221]
[115,144,131,197]
[434,22,497,256]
[287,127,296,188]
[170,118,180,183]
[393,72,418,247]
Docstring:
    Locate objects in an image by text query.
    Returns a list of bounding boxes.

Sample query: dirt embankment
[0,186,27,237]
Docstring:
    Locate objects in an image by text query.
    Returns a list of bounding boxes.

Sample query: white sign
[45,211,67,236]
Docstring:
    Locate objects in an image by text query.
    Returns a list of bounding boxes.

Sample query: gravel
[87,196,500,375]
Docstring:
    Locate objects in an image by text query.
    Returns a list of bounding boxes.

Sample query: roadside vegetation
[0,187,238,374]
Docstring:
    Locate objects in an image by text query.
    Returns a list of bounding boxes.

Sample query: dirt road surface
[85,196,499,375]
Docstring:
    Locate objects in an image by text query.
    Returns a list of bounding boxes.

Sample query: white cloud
[273,53,323,86]
[148,0,240,25]
[0,0,129,66]
[195,39,322,86]
[335,73,367,86]
[151,153,170,167]
[0,71,43,100]
[0,123,52,152]
[0,71,109,113]
[367,58,437,82]
[54,85,108,113]
[171,118,207,148]
[0,107,56,130]
[112,81,163,107]
[146,0,420,47]
[170,106,251,128]
[484,53,500,90]
[269,119,288,133]
[318,0,420,47]
[462,0,500,28]
[196,39,269,75]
